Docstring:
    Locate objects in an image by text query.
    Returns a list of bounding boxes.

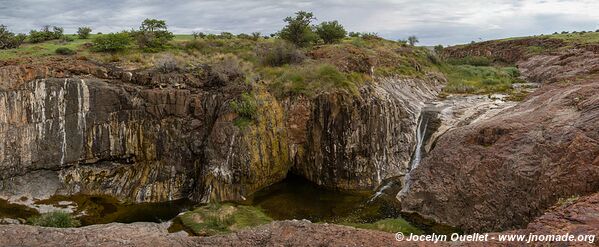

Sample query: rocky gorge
[0,56,443,207]
[0,35,598,246]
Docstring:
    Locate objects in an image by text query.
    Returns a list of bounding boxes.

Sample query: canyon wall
[0,59,442,203]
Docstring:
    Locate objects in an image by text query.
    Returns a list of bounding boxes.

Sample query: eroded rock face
[490,192,599,246]
[0,57,444,203]
[400,49,599,232]
[0,72,292,203]
[294,76,443,190]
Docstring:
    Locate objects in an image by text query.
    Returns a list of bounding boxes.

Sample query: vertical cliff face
[294,76,443,190]
[0,57,446,203]
[0,74,293,203]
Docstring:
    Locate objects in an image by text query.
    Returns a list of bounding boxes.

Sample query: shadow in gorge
[240,173,376,223]
[242,173,459,235]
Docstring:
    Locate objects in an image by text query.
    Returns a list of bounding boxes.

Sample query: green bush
[230,92,258,121]
[27,211,80,228]
[77,26,92,39]
[28,25,64,43]
[192,31,206,39]
[315,20,347,44]
[0,25,26,49]
[255,41,305,66]
[92,32,131,52]
[279,11,317,47]
[60,35,74,43]
[218,32,234,39]
[55,47,76,55]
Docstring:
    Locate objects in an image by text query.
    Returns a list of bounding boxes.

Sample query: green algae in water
[241,174,373,223]
[35,195,196,226]
[0,198,39,220]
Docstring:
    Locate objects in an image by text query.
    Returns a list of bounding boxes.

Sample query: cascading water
[398,109,432,200]
[410,114,429,170]
[371,110,431,203]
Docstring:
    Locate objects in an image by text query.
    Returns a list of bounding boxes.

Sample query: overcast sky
[1,0,599,45]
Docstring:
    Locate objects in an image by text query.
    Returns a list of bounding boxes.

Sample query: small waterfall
[398,110,431,200]
[410,114,429,170]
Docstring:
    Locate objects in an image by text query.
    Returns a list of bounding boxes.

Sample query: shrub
[59,35,74,43]
[155,54,184,72]
[348,32,361,38]
[251,32,261,41]
[28,25,64,43]
[0,25,26,49]
[184,39,207,51]
[434,45,444,54]
[55,47,76,55]
[92,32,131,52]
[315,20,347,44]
[361,32,381,40]
[52,26,64,39]
[255,41,305,66]
[279,11,317,47]
[218,32,234,39]
[209,54,246,84]
[132,19,174,50]
[237,33,251,39]
[230,92,258,121]
[77,26,92,39]
[27,211,80,228]
[192,31,206,39]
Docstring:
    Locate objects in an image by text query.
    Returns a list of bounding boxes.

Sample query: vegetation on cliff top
[0,12,440,100]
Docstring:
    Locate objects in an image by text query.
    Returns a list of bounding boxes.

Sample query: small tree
[407,36,419,46]
[279,11,317,47]
[77,27,92,39]
[434,45,444,54]
[219,32,234,39]
[251,32,261,41]
[52,26,64,39]
[133,19,174,50]
[192,31,205,39]
[0,25,26,49]
[315,20,346,44]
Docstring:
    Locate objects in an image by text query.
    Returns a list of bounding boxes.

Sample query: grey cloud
[1,0,598,45]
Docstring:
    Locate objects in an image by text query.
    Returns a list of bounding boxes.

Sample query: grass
[231,92,259,128]
[179,203,272,236]
[339,218,424,235]
[27,211,80,228]
[543,31,599,44]
[556,195,580,207]
[264,63,366,97]
[441,65,522,94]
